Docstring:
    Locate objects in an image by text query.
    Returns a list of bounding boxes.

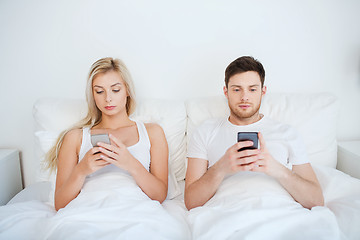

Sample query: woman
[46,57,169,210]
[0,58,189,239]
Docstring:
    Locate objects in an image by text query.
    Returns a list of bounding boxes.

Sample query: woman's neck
[95,113,134,130]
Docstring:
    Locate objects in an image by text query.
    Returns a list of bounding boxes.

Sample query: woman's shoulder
[62,128,83,147]
[65,128,82,138]
[143,123,165,139]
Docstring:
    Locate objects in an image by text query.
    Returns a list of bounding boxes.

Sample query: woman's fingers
[95,159,110,165]
[98,146,119,160]
[99,154,117,164]
[109,134,126,148]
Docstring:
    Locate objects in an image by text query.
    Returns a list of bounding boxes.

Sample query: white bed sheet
[0,174,190,240]
[187,165,360,240]
[1,166,359,240]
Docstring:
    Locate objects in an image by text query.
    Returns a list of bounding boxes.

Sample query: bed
[0,92,359,240]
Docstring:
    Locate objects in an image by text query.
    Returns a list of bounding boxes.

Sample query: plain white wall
[1,0,360,186]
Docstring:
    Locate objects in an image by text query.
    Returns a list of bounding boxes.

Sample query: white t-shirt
[187,116,309,169]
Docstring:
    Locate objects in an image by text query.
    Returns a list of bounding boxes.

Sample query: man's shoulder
[190,117,227,139]
[195,117,226,131]
[262,116,298,138]
[263,116,293,130]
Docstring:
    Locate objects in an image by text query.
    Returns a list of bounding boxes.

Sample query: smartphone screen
[237,132,258,151]
[91,133,111,147]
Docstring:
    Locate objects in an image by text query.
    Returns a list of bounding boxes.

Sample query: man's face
[224,71,266,123]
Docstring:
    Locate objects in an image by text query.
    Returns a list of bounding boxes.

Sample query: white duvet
[188,165,360,240]
[1,166,359,240]
[0,173,190,240]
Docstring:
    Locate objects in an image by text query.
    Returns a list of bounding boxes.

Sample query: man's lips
[105,106,116,110]
[239,104,251,109]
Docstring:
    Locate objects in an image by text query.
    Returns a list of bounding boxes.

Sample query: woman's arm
[132,123,168,202]
[98,123,169,203]
[54,129,109,210]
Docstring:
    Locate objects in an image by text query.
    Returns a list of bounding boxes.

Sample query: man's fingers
[258,132,266,150]
[235,141,254,151]
[237,148,260,158]
[236,155,258,165]
[235,162,256,171]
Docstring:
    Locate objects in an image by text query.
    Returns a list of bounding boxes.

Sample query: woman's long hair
[45,57,136,172]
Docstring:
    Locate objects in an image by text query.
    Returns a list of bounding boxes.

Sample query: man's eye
[250,89,257,92]
[234,89,240,92]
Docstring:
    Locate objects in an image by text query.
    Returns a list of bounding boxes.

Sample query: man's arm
[252,132,324,209]
[185,158,224,210]
[185,141,258,210]
[276,163,324,209]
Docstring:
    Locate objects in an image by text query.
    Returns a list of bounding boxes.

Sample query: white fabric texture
[79,122,151,179]
[1,120,190,239]
[32,98,186,199]
[186,92,338,168]
[3,166,359,240]
[187,165,360,240]
[0,174,190,240]
[187,116,309,168]
[1,93,359,240]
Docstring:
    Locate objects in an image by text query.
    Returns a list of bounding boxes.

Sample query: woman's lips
[105,106,115,110]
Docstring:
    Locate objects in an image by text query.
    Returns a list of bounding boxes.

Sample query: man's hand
[185,140,263,210]
[250,132,288,178]
[214,140,261,176]
[251,132,324,208]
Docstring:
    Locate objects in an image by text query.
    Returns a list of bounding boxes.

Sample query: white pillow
[186,92,339,168]
[131,99,187,182]
[7,181,53,205]
[260,92,338,167]
[33,98,186,199]
[33,98,88,132]
[34,131,59,184]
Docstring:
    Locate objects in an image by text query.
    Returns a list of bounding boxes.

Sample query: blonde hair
[45,57,136,172]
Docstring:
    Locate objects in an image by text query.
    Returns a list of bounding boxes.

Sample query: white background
[0,0,359,186]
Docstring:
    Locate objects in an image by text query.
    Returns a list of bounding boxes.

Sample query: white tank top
[78,121,151,179]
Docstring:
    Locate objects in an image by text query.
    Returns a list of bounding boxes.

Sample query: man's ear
[262,85,267,96]
[223,86,228,98]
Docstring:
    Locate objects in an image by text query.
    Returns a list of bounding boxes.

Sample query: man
[185,56,324,210]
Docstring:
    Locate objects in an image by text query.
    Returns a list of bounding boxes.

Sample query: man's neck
[228,113,263,126]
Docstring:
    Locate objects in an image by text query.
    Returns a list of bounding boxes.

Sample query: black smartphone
[237,132,258,151]
[91,133,111,147]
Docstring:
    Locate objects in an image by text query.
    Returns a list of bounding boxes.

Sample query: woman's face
[92,70,128,116]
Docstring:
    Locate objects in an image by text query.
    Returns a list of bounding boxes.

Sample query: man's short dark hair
[225,56,265,87]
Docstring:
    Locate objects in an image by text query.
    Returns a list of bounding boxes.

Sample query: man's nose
[240,91,249,101]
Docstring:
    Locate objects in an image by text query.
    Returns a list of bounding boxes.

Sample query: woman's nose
[105,93,112,102]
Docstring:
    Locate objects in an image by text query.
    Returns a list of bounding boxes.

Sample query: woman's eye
[95,91,104,94]
[113,89,120,93]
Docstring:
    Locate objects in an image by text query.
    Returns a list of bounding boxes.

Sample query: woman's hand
[76,147,111,176]
[96,134,138,172]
